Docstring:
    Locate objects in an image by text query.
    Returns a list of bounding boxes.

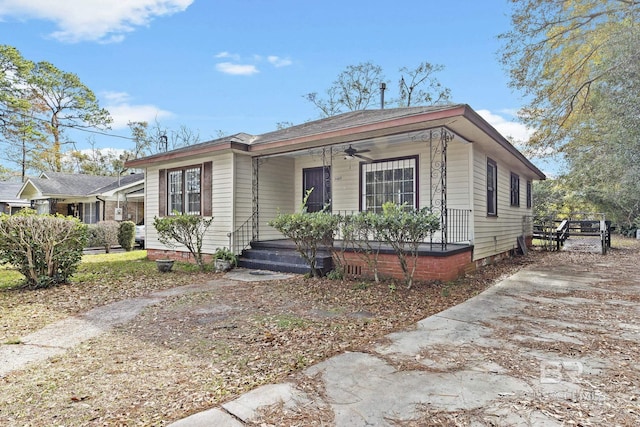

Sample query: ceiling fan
[343,145,372,162]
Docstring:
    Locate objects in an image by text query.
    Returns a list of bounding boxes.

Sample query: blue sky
[0,0,559,174]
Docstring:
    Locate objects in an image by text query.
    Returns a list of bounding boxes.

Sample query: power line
[0,107,137,141]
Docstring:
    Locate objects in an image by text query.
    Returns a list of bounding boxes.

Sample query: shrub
[118,221,136,251]
[85,224,102,248]
[91,220,120,253]
[338,211,384,282]
[153,213,213,271]
[378,202,440,289]
[0,210,87,289]
[269,209,338,278]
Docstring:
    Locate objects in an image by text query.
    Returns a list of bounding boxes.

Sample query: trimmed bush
[118,221,136,251]
[378,202,440,289]
[153,213,213,271]
[90,220,120,253]
[269,210,338,278]
[0,210,87,289]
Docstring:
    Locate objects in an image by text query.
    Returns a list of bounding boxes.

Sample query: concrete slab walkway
[170,264,640,426]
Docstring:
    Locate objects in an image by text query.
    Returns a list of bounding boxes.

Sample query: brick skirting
[340,249,474,282]
[147,249,214,264]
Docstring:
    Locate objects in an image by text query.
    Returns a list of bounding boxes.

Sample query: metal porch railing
[227,211,257,255]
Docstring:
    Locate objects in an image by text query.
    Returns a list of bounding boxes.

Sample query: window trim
[487,158,498,217]
[359,155,419,212]
[510,172,520,207]
[526,180,532,209]
[159,162,212,217]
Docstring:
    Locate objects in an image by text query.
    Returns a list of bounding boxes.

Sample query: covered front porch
[229,125,475,281]
[236,238,474,282]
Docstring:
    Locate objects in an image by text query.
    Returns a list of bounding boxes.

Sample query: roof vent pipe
[380,82,386,109]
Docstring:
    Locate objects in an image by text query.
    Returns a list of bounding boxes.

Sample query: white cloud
[267,55,292,67]
[477,109,534,146]
[0,0,193,43]
[102,92,172,129]
[102,91,131,104]
[213,52,292,75]
[214,51,240,60]
[215,62,259,76]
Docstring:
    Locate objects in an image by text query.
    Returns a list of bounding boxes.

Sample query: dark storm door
[302,166,331,213]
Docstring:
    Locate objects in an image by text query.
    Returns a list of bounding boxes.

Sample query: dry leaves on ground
[0,248,535,426]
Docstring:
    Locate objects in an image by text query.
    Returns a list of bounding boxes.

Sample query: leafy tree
[532,179,596,219]
[305,61,451,117]
[26,61,112,171]
[304,62,385,117]
[499,0,640,153]
[398,62,451,107]
[501,0,640,229]
[153,213,213,271]
[0,45,112,174]
[0,209,87,289]
[1,101,48,181]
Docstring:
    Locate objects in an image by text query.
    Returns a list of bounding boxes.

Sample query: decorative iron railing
[332,208,472,245]
[446,208,472,244]
[227,211,258,255]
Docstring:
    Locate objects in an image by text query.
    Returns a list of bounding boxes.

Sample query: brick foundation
[340,249,474,282]
[147,249,214,264]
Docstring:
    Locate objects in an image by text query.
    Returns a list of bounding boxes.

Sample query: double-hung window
[361,157,417,213]
[487,158,498,216]
[510,173,520,207]
[168,166,201,215]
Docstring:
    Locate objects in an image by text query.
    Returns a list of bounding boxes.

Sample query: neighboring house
[0,182,30,215]
[126,104,545,281]
[17,172,145,224]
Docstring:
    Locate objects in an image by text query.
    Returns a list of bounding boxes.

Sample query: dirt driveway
[1,241,639,426]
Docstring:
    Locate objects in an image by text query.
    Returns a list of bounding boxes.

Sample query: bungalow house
[126,104,545,281]
[17,172,145,224]
[0,182,30,215]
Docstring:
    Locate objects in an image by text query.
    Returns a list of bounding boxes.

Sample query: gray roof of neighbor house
[92,173,144,194]
[22,172,143,198]
[0,182,29,204]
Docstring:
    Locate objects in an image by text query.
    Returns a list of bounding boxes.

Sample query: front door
[302,167,331,212]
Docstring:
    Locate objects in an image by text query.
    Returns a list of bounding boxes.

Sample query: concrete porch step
[238,241,333,276]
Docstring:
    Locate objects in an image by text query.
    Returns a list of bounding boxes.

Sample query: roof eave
[125,141,248,168]
[249,105,469,156]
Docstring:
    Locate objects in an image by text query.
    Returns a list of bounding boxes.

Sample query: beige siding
[257,156,295,240]
[471,146,534,261]
[144,154,234,253]
[234,154,254,229]
[446,140,472,210]
[209,152,234,252]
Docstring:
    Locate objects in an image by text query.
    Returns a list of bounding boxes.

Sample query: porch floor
[239,239,475,280]
[249,239,473,256]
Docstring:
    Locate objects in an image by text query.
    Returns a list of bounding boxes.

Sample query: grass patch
[72,250,155,283]
[0,265,25,290]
